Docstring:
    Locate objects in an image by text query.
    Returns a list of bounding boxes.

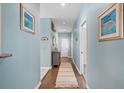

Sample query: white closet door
[61,38,69,57]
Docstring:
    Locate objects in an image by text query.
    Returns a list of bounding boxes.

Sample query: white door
[80,21,87,81]
[61,38,69,57]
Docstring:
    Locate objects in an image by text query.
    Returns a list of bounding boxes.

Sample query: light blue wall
[58,32,72,57]
[73,3,124,88]
[40,18,52,67]
[0,3,1,52]
[0,3,40,89]
[72,28,80,70]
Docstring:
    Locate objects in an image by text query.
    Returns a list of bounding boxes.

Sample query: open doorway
[80,19,87,82]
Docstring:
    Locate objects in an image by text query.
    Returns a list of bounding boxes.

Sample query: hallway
[40,57,86,89]
[1,3,124,89]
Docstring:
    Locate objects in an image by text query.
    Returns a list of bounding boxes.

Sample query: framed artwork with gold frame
[20,4,35,34]
[98,3,123,41]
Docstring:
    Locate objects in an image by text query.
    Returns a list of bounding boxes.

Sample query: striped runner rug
[55,60,79,88]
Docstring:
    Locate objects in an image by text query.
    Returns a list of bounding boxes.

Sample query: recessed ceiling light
[63,21,66,24]
[63,29,66,31]
[61,3,65,6]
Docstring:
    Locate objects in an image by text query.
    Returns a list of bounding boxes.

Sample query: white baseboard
[67,56,72,58]
[34,66,51,89]
[86,84,90,89]
[70,58,91,89]
[61,56,72,58]
[40,66,51,80]
[71,58,81,75]
[34,81,41,89]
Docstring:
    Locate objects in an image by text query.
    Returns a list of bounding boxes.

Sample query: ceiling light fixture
[63,29,66,31]
[63,21,66,24]
[61,3,65,6]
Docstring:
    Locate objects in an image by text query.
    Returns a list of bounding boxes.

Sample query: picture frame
[20,4,35,34]
[98,3,123,41]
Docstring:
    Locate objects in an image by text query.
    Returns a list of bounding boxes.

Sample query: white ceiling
[40,3,81,32]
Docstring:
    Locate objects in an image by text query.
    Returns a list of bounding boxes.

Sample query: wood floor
[39,57,86,89]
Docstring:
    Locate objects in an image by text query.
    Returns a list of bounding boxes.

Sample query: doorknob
[81,52,83,54]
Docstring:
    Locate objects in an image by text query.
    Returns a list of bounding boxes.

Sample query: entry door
[80,21,87,81]
[61,38,69,57]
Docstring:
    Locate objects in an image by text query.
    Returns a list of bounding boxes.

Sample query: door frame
[79,17,87,81]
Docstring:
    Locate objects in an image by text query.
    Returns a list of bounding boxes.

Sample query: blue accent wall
[73,3,124,88]
[0,3,40,89]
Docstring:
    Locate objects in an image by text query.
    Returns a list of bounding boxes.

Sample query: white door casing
[80,18,87,81]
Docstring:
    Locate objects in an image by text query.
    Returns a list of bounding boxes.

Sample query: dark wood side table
[52,51,60,67]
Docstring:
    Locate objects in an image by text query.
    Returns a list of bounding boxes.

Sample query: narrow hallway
[1,3,124,89]
[40,57,86,89]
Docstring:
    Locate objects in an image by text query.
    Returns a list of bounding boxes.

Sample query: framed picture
[20,4,35,34]
[98,3,123,41]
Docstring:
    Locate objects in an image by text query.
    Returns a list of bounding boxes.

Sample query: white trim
[66,56,72,58]
[71,58,89,89]
[82,72,87,83]
[71,58,81,75]
[72,58,90,89]
[61,56,72,59]
[61,55,71,57]
[40,66,51,80]
[41,66,52,70]
[35,66,51,89]
[86,84,90,89]
[79,17,87,75]
[34,81,41,89]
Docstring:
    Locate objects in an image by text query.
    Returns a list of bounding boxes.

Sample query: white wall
[0,3,1,53]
